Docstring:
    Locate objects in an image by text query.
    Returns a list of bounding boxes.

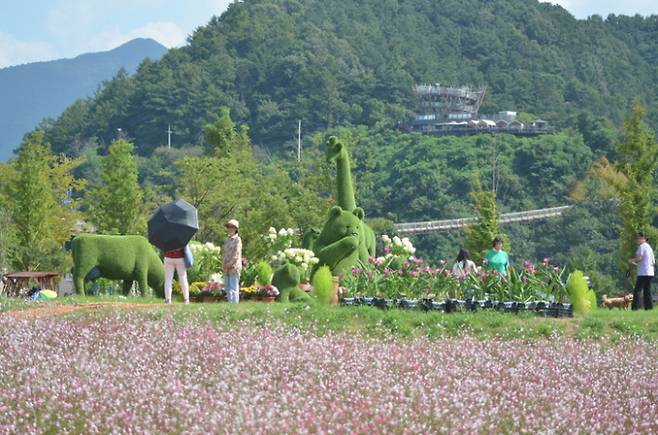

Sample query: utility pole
[166,124,173,149]
[297,120,301,162]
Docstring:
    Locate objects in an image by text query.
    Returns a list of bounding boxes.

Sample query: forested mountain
[43,0,658,156]
[0,38,167,160]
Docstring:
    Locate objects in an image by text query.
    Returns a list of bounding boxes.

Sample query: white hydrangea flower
[268,227,277,235]
[278,228,288,237]
[382,234,391,243]
[286,228,295,236]
[393,236,402,247]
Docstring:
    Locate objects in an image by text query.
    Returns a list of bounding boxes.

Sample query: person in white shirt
[452,248,477,279]
[629,232,654,310]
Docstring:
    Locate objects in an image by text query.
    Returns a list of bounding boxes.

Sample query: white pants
[164,257,189,302]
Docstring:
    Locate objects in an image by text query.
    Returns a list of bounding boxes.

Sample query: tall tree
[203,107,250,157]
[86,139,144,234]
[0,132,83,270]
[594,102,658,266]
[465,174,503,262]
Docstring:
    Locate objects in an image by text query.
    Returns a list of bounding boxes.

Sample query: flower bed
[0,314,656,433]
[343,236,568,304]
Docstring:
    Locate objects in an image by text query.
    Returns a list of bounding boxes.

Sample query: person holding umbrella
[223,219,242,304]
[164,246,191,304]
[147,199,199,304]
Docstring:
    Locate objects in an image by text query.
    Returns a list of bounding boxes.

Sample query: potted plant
[188,285,202,302]
[255,283,279,302]
[200,281,221,303]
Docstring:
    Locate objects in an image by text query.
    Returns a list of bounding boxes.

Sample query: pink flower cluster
[0,314,656,433]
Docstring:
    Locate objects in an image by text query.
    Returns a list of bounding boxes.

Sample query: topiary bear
[311,205,367,277]
[72,234,165,296]
[272,262,311,303]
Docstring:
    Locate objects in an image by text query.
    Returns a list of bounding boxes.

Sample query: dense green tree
[85,139,144,235]
[594,102,658,267]
[0,132,83,270]
[465,175,503,262]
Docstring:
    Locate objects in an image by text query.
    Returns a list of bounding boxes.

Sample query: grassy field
[2,295,657,341]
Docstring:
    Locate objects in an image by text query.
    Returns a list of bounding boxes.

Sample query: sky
[1,0,658,69]
[0,0,232,68]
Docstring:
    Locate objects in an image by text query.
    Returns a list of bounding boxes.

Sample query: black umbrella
[148,199,199,252]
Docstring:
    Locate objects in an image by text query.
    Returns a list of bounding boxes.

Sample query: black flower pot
[398,298,419,310]
[478,300,493,310]
[340,297,355,307]
[431,300,445,311]
[373,297,393,310]
[419,298,434,312]
[464,299,478,312]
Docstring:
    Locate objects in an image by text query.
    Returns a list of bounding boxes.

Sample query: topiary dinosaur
[305,136,376,276]
[72,234,165,296]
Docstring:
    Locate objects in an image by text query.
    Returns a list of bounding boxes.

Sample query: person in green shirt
[485,237,509,276]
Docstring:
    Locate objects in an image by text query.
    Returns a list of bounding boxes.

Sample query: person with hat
[223,219,242,303]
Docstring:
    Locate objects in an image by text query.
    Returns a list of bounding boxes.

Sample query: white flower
[300,263,308,270]
[286,228,295,236]
[310,257,319,264]
[268,227,277,235]
[278,228,288,237]
[382,234,391,243]
[271,255,278,262]
[393,236,402,247]
[268,234,276,242]
[209,273,223,284]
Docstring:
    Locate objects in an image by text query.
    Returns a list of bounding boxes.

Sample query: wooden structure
[1,271,60,297]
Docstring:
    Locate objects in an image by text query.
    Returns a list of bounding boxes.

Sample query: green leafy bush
[567,270,595,314]
[255,261,273,286]
[312,265,333,305]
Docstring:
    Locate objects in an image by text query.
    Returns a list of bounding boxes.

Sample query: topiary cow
[72,234,165,296]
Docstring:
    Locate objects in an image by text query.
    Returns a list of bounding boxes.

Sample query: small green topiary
[312,265,333,305]
[255,261,273,286]
[272,263,311,303]
[567,270,595,314]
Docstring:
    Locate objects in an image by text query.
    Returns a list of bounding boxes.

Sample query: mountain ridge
[0,38,168,160]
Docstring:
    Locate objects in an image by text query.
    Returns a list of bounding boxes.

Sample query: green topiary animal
[312,206,364,276]
[72,234,165,296]
[305,136,376,276]
[272,262,311,303]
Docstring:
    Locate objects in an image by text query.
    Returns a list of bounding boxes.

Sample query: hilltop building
[402,84,552,136]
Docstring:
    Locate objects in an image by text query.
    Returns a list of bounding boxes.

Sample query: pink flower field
[0,312,656,434]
